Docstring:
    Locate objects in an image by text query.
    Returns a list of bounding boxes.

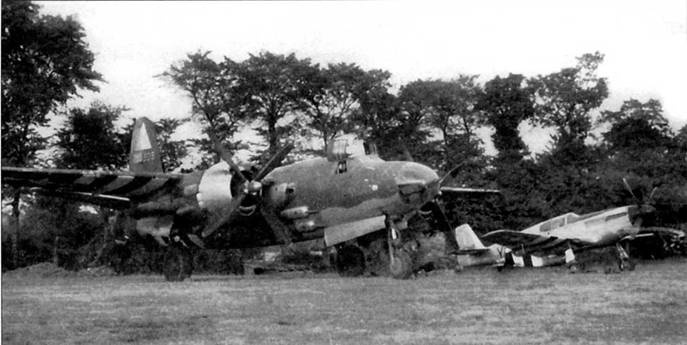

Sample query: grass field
[2,258,687,345]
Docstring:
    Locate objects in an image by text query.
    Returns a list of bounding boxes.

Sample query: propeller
[201,133,293,238]
[421,201,460,255]
[622,177,657,227]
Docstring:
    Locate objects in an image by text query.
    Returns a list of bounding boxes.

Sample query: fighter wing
[481,230,587,256]
[2,167,183,208]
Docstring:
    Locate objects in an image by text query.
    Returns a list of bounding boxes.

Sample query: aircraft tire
[618,258,635,272]
[390,250,413,279]
[163,245,193,282]
[335,245,365,277]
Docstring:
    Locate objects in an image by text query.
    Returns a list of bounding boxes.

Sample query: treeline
[2,1,686,272]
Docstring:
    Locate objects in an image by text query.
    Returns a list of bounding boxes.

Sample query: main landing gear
[334,244,366,277]
[332,217,419,279]
[163,242,193,282]
[616,242,635,271]
[386,218,416,279]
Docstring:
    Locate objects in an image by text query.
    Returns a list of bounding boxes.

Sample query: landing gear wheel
[335,245,365,277]
[568,262,584,274]
[163,245,193,281]
[390,250,413,279]
[618,258,636,272]
[616,242,634,272]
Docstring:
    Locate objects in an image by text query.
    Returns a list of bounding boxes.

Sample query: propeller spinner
[201,135,293,238]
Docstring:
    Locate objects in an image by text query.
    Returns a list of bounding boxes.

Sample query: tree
[348,69,405,160]
[400,76,484,172]
[155,118,190,172]
[397,80,441,162]
[2,1,102,166]
[530,52,608,163]
[42,102,129,268]
[597,99,686,218]
[476,74,535,163]
[2,0,101,266]
[599,98,673,155]
[55,102,130,170]
[162,51,245,168]
[232,52,318,157]
[300,63,367,154]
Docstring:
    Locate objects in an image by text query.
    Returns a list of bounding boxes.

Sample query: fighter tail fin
[129,117,163,173]
[454,224,487,250]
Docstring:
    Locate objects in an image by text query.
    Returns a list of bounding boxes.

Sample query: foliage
[599,98,673,154]
[154,118,190,172]
[162,51,246,168]
[347,69,405,160]
[1,0,101,268]
[476,73,535,163]
[300,63,367,154]
[5,45,687,274]
[530,52,608,164]
[55,102,130,170]
[1,0,101,167]
[232,52,318,158]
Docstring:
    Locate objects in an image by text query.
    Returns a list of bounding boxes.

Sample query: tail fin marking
[129,117,163,173]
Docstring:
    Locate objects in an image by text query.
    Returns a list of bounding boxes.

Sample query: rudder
[129,117,163,173]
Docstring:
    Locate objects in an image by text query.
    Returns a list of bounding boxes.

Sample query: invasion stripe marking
[124,178,168,197]
[99,176,135,193]
[46,172,82,185]
[128,178,179,201]
[530,238,568,253]
[525,236,557,247]
[522,237,559,251]
[86,175,120,192]
[106,176,154,195]
[73,175,97,187]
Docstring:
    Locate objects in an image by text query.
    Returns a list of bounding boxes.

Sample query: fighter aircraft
[2,117,497,281]
[480,193,670,272]
[444,224,564,268]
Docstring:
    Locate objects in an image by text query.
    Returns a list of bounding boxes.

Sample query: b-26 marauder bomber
[2,117,499,281]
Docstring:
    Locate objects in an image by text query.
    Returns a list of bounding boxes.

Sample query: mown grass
[2,258,687,345]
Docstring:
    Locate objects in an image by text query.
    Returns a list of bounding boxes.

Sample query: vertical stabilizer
[454,224,486,250]
[129,117,162,173]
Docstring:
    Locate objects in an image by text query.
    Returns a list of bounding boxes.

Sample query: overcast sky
[38,0,687,154]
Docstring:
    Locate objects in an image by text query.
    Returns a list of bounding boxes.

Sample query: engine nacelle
[196,161,233,213]
[267,182,296,209]
[294,218,318,232]
[280,206,310,219]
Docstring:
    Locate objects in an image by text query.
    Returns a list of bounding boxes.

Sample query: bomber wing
[2,166,183,208]
[440,186,500,197]
[481,229,587,256]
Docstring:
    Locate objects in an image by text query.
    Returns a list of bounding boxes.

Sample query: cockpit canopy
[327,135,377,161]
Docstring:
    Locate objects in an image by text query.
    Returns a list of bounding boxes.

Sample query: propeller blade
[648,187,658,202]
[209,132,248,184]
[622,177,639,203]
[438,165,463,186]
[201,193,246,238]
[254,143,294,181]
[423,201,460,254]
